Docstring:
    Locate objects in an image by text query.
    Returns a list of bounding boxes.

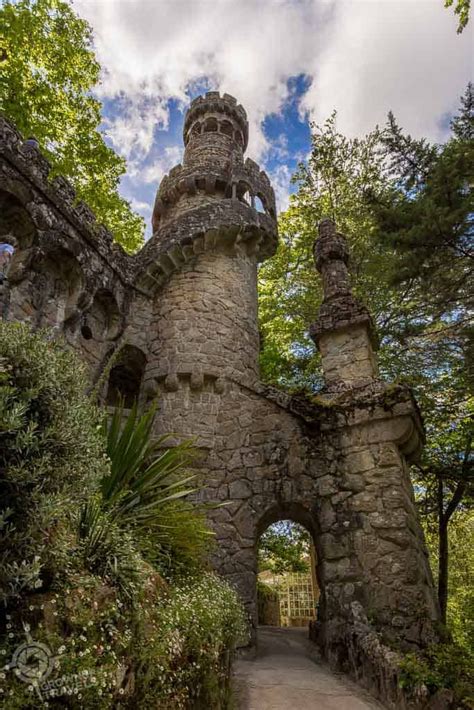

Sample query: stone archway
[256,504,323,631]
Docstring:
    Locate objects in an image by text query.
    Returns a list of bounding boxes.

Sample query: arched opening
[254,194,266,214]
[106,345,147,408]
[220,119,233,137]
[81,289,121,343]
[203,116,218,133]
[257,519,319,629]
[190,122,202,139]
[237,182,252,206]
[33,247,83,329]
[0,243,14,283]
[0,188,36,284]
[234,130,244,146]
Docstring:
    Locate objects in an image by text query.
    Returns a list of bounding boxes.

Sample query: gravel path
[234,626,385,710]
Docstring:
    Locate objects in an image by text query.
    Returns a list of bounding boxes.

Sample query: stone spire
[310,218,378,388]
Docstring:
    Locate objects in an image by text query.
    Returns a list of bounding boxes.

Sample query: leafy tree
[0,0,144,252]
[444,0,471,32]
[258,86,473,640]
[368,83,473,328]
[369,84,474,624]
[258,521,311,574]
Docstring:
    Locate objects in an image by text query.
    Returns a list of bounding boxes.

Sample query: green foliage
[0,0,144,252]
[399,642,474,706]
[0,321,107,603]
[444,0,471,32]
[257,580,279,601]
[0,322,248,707]
[258,521,310,574]
[423,511,474,651]
[134,573,249,708]
[370,84,473,322]
[97,401,213,575]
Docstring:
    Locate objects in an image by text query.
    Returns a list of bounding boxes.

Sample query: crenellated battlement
[0,116,133,278]
[152,155,276,230]
[183,91,248,149]
[150,95,277,241]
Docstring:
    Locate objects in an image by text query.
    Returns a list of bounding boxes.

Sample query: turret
[151,92,276,235]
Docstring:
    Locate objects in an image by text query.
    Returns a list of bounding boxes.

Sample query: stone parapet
[139,200,278,292]
[0,116,137,288]
[310,295,378,348]
[183,91,248,148]
[152,156,276,231]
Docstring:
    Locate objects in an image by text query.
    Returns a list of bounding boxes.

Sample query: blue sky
[75,0,473,240]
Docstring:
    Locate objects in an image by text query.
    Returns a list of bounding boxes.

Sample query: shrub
[0,322,248,708]
[399,642,474,707]
[0,322,107,603]
[97,402,214,577]
[133,573,249,708]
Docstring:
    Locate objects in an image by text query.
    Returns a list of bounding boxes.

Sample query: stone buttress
[0,93,441,707]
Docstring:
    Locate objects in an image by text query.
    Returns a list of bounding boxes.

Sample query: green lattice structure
[262,572,318,627]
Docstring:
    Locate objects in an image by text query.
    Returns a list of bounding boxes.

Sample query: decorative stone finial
[314,218,352,301]
[310,218,379,387]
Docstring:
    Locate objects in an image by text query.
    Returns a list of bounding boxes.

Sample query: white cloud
[104,96,169,160]
[269,164,294,213]
[300,0,473,142]
[76,0,327,162]
[76,0,472,204]
[137,146,184,184]
[129,197,152,214]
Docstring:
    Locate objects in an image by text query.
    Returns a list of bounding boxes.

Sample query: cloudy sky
[75,0,473,238]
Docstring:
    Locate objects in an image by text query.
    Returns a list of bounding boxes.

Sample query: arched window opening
[82,289,120,342]
[255,195,266,214]
[242,190,252,206]
[106,345,147,409]
[203,116,218,133]
[220,119,233,137]
[234,130,244,146]
[257,520,319,628]
[0,243,14,284]
[34,247,83,329]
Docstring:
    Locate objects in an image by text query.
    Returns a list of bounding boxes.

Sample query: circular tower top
[140,91,278,291]
[183,91,249,151]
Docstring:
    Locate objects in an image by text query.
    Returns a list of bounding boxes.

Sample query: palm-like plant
[101,401,197,524]
[79,401,214,578]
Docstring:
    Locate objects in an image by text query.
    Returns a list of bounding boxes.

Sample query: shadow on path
[234,626,385,710]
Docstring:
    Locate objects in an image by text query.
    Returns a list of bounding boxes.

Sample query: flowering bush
[0,323,248,707]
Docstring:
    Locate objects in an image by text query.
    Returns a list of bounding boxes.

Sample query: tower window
[203,117,218,132]
[255,195,266,214]
[220,120,233,137]
[106,345,147,409]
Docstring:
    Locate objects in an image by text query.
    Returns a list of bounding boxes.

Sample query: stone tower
[137,92,278,443]
[1,94,441,705]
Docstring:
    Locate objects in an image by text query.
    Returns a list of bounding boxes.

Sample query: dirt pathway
[234,626,385,710]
